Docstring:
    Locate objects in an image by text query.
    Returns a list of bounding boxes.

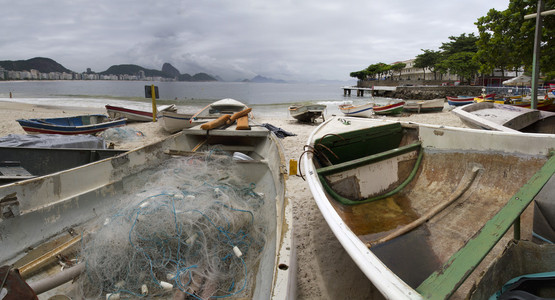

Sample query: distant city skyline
[1,1,509,81]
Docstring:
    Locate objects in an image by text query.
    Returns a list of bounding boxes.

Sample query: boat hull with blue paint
[16,115,126,135]
[339,102,374,118]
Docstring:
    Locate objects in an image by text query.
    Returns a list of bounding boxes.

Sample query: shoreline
[0,99,467,299]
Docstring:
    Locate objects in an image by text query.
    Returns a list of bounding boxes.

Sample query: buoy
[233,246,243,258]
[160,281,173,291]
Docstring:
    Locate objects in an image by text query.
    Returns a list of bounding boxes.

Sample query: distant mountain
[192,73,218,81]
[100,64,167,78]
[162,63,180,78]
[100,63,218,81]
[0,57,220,82]
[248,75,287,83]
[0,57,73,73]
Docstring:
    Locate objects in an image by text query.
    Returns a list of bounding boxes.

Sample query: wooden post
[150,84,157,122]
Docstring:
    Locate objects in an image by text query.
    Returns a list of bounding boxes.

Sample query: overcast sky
[1,0,509,81]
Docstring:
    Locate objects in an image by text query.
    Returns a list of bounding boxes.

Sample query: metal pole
[530,0,544,109]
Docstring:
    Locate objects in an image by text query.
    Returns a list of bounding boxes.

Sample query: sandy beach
[0,100,469,299]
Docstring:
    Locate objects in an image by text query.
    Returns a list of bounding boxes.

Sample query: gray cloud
[0,0,509,81]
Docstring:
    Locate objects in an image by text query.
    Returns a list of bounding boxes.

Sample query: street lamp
[524,1,555,109]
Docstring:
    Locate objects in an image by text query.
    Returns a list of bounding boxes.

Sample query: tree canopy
[476,0,555,79]
[350,0,555,82]
[414,49,442,80]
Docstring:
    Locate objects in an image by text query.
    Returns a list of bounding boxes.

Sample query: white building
[391,59,458,81]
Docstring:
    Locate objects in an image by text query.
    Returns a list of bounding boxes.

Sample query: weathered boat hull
[448,94,495,106]
[106,104,176,122]
[288,104,326,122]
[447,97,474,106]
[0,124,295,299]
[403,98,444,113]
[339,103,374,118]
[470,240,555,299]
[372,101,405,115]
[192,98,249,120]
[0,147,126,185]
[16,115,126,135]
[303,116,555,299]
[158,110,205,133]
[452,102,555,134]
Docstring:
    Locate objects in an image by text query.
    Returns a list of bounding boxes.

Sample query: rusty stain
[433,130,444,136]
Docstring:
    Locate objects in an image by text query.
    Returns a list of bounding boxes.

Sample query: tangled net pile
[78,151,267,299]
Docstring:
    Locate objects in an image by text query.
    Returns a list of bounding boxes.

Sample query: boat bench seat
[316,142,421,176]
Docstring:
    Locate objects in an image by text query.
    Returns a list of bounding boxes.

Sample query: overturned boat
[452,101,555,134]
[302,116,555,299]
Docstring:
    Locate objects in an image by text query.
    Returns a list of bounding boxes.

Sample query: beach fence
[483,86,550,97]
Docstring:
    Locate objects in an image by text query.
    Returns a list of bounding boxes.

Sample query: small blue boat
[16,114,126,135]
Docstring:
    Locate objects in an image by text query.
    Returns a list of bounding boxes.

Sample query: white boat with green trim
[302,116,555,299]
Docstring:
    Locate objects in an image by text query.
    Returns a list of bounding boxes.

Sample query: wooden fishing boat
[191,98,249,120]
[447,93,495,106]
[338,102,374,118]
[372,100,405,115]
[452,102,555,134]
[470,174,555,299]
[494,96,555,111]
[0,119,295,299]
[288,104,326,122]
[106,104,177,122]
[0,146,126,185]
[403,98,444,113]
[157,110,205,133]
[302,116,555,299]
[447,96,475,106]
[16,114,126,135]
[470,240,555,299]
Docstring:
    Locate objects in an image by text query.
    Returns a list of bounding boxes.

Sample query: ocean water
[0,80,393,118]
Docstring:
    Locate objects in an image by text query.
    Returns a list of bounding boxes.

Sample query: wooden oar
[18,235,81,278]
[367,165,482,248]
[200,115,230,130]
[189,103,212,123]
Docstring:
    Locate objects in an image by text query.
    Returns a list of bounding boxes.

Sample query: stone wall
[357,79,485,99]
[392,86,485,100]
[359,79,458,87]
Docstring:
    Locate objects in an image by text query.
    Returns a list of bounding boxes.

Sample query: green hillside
[0,57,73,73]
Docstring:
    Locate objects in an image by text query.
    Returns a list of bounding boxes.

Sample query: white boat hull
[338,103,374,118]
[303,116,555,299]
[0,124,295,299]
[106,104,177,122]
[288,104,326,122]
[158,110,205,133]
